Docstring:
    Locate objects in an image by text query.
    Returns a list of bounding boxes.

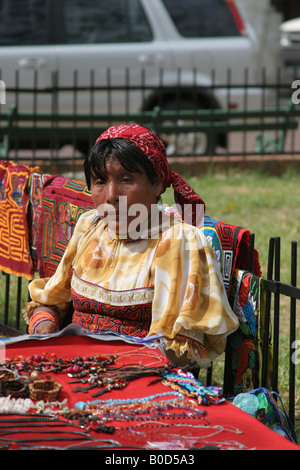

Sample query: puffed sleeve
[23,209,98,326]
[148,223,239,368]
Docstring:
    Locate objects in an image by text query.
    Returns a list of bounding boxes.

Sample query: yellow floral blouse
[23,206,238,367]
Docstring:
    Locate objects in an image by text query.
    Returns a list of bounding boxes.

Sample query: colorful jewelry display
[0,349,237,451]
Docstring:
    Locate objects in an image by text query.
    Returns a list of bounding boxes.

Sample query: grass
[0,169,299,440]
[164,169,300,282]
[0,272,29,333]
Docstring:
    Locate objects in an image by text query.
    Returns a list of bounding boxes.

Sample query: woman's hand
[164,348,192,367]
[29,307,59,335]
[32,320,58,335]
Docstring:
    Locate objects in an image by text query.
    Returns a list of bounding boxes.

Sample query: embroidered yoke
[23,207,238,367]
[71,270,153,337]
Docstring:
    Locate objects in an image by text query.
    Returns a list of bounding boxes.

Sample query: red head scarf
[96,124,205,226]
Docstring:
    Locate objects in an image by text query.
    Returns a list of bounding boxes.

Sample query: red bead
[10,442,20,450]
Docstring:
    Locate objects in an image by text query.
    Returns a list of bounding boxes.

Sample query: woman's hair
[84,138,159,190]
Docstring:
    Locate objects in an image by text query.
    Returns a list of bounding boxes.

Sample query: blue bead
[74,401,85,410]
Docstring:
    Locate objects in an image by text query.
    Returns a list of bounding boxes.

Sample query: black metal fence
[204,235,300,427]
[254,236,299,427]
[0,68,299,425]
[0,67,300,173]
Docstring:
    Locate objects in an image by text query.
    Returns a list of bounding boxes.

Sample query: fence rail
[0,68,300,172]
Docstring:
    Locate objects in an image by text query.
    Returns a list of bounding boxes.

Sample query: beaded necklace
[82,397,207,423]
[1,353,117,376]
[109,421,246,451]
[74,391,185,410]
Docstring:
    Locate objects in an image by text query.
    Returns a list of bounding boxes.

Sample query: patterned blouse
[23,206,238,367]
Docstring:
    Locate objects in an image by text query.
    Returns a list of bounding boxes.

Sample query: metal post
[262,237,274,387]
[272,237,281,393]
[248,232,255,272]
[15,276,22,331]
[289,241,297,425]
[4,273,10,326]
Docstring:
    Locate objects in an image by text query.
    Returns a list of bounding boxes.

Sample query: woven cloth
[27,170,50,268]
[201,215,261,293]
[200,217,265,396]
[36,175,94,278]
[225,269,272,397]
[0,160,38,279]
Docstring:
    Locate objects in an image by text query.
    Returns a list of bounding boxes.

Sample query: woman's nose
[106,180,119,205]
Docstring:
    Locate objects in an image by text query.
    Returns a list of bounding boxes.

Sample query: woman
[23,124,238,367]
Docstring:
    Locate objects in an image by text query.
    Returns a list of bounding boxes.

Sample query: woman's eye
[94,179,105,186]
[121,175,132,183]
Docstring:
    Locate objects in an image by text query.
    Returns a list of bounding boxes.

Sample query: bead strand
[76,397,208,425]
[74,391,184,410]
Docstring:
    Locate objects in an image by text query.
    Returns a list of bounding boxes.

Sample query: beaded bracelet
[0,379,29,399]
[162,369,224,405]
[29,311,58,334]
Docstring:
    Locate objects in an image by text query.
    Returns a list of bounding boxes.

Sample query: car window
[161,0,240,38]
[63,0,153,44]
[0,0,48,46]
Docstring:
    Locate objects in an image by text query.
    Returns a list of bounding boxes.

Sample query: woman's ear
[154,180,164,199]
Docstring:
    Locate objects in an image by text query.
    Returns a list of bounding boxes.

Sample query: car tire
[155,99,217,156]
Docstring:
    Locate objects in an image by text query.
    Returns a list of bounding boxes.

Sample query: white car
[0,0,261,153]
[280,17,300,66]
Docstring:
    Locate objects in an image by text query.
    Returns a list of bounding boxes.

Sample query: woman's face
[90,156,162,236]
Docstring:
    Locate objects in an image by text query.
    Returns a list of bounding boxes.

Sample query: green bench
[0,102,298,157]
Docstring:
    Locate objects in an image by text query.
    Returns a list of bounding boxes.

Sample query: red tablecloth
[0,334,299,451]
